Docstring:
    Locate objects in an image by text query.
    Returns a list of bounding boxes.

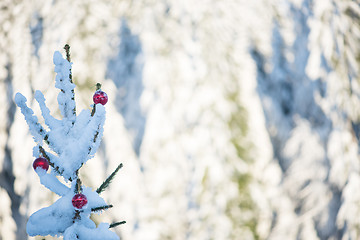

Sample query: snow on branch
[83,104,106,157]
[57,105,106,180]
[15,93,48,145]
[38,146,63,176]
[64,222,119,240]
[38,171,71,196]
[35,90,62,131]
[53,51,76,125]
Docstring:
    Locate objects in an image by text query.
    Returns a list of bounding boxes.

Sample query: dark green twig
[75,178,82,194]
[96,163,123,194]
[39,146,62,175]
[91,104,96,117]
[91,205,113,212]
[109,221,126,228]
[64,44,71,63]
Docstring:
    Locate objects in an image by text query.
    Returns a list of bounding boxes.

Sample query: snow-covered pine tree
[14,45,124,240]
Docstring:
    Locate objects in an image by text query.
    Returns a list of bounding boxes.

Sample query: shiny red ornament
[93,90,108,105]
[72,193,88,209]
[33,157,49,171]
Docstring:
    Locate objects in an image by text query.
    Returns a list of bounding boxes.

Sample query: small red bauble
[93,90,108,105]
[72,193,88,209]
[33,157,49,171]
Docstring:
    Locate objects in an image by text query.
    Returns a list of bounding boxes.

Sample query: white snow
[26,190,75,237]
[64,222,119,240]
[14,93,46,145]
[35,90,62,130]
[53,50,76,123]
[38,170,71,196]
[26,179,117,239]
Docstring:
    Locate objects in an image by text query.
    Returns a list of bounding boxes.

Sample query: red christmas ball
[72,193,88,209]
[33,157,49,171]
[93,90,108,105]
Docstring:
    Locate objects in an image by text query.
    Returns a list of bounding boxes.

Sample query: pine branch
[64,44,71,63]
[39,146,62,175]
[91,103,96,117]
[109,221,126,228]
[75,178,82,194]
[39,146,78,181]
[96,163,123,194]
[91,204,113,212]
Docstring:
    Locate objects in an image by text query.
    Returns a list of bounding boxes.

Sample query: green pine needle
[109,221,126,228]
[91,204,113,212]
[96,163,123,194]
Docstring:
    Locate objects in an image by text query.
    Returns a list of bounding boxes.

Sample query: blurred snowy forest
[0,0,360,239]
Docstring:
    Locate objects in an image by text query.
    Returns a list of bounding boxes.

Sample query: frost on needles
[15,45,124,240]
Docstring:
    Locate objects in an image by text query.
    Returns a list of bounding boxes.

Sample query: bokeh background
[1,0,360,239]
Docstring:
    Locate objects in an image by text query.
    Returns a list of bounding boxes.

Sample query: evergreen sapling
[15,45,125,240]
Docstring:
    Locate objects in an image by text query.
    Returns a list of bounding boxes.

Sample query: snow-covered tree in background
[14,45,124,240]
[250,1,360,239]
[1,0,360,239]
